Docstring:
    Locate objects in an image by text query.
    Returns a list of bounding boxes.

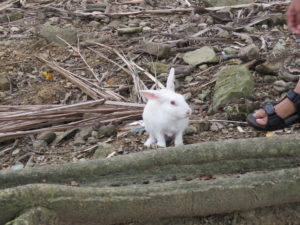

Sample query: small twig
[56,36,101,83]
[190,119,248,124]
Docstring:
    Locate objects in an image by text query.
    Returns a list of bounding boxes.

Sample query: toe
[256,117,268,126]
[253,109,266,119]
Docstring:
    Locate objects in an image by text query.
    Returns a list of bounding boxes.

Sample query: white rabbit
[140,68,192,148]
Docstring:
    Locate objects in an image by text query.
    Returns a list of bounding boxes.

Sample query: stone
[183,92,192,101]
[238,44,259,61]
[97,125,117,137]
[146,62,169,74]
[142,26,152,33]
[255,61,283,75]
[197,89,211,101]
[93,142,114,159]
[267,13,286,26]
[48,17,60,24]
[32,83,65,104]
[216,29,231,38]
[263,75,278,83]
[210,122,224,131]
[272,42,286,56]
[274,80,292,93]
[199,64,208,70]
[10,27,20,32]
[0,92,6,98]
[143,41,172,59]
[223,47,238,56]
[212,65,254,111]
[40,23,77,47]
[11,162,24,171]
[0,74,10,91]
[206,16,214,25]
[225,100,259,120]
[37,132,56,144]
[185,76,194,82]
[244,26,257,33]
[196,121,210,132]
[11,148,21,156]
[183,46,219,66]
[33,140,48,151]
[117,27,142,35]
[52,129,78,145]
[184,125,198,135]
[89,21,101,28]
[74,127,93,145]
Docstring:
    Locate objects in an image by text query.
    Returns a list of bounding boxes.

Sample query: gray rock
[33,140,48,151]
[142,26,152,33]
[0,74,10,91]
[255,61,283,75]
[37,132,56,144]
[184,125,198,135]
[117,27,142,35]
[263,75,278,83]
[40,23,77,46]
[11,148,21,156]
[198,89,211,101]
[224,100,258,120]
[98,125,117,137]
[199,64,208,70]
[89,21,101,28]
[48,17,60,24]
[183,46,219,66]
[11,162,24,171]
[0,92,6,98]
[10,26,20,32]
[143,41,172,59]
[216,29,231,38]
[238,44,259,61]
[223,47,238,56]
[185,76,194,82]
[93,142,114,159]
[272,43,286,56]
[183,92,192,101]
[206,16,214,25]
[212,65,254,111]
[210,122,224,131]
[195,121,210,132]
[52,129,78,145]
[145,62,169,74]
[244,26,257,33]
[74,127,93,145]
[274,80,292,93]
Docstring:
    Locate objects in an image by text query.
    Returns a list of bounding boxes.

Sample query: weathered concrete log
[0,168,300,225]
[1,134,300,224]
[4,207,58,225]
[0,134,300,189]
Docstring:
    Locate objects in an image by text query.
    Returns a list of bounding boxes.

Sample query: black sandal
[247,90,300,131]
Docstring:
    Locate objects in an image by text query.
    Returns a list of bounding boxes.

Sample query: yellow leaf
[42,72,54,81]
[266,131,276,137]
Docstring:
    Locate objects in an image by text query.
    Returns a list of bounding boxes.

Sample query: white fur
[140,68,192,148]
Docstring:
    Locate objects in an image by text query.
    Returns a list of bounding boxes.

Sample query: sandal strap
[286,90,300,112]
[262,103,285,128]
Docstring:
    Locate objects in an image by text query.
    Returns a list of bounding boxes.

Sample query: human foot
[247,90,300,131]
[253,98,296,126]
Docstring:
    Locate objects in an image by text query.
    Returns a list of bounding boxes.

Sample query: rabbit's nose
[186,109,192,117]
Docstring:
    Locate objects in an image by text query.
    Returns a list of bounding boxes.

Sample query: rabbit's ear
[166,67,175,91]
[140,90,160,100]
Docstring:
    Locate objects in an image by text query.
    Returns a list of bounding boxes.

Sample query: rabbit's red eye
[170,100,176,106]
